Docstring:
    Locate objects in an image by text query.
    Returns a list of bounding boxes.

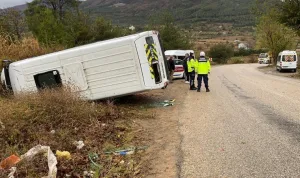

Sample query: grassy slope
[0,88,150,177]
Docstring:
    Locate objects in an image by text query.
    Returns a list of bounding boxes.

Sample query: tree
[0,9,26,40]
[25,3,73,46]
[32,0,79,20]
[25,0,132,47]
[208,44,234,64]
[256,10,297,64]
[277,0,300,35]
[147,12,192,50]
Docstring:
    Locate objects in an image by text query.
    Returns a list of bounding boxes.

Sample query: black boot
[192,85,197,90]
[206,88,210,92]
[190,86,197,90]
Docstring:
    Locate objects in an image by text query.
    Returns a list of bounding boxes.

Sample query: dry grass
[0,88,148,177]
[0,35,63,63]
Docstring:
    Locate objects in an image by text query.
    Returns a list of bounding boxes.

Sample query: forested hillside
[81,0,255,27]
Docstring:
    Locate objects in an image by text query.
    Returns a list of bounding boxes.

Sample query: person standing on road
[168,56,175,83]
[183,53,190,84]
[195,51,211,92]
[187,53,197,90]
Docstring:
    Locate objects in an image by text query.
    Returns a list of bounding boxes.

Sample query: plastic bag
[20,145,57,178]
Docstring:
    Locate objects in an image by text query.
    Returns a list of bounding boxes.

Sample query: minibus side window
[277,55,281,62]
[34,70,62,89]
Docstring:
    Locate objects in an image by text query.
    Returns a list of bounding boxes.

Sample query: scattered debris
[50,130,55,134]
[0,155,21,170]
[105,146,149,156]
[8,167,16,178]
[56,150,71,160]
[73,141,85,149]
[163,99,175,107]
[164,99,176,103]
[0,120,4,129]
[83,170,95,178]
[163,103,174,107]
[88,153,101,169]
[20,145,57,178]
[140,99,176,108]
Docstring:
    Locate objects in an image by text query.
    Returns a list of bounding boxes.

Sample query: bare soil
[257,65,300,79]
[116,79,188,178]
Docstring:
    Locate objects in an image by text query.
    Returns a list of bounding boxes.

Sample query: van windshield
[259,54,267,58]
[174,59,183,65]
[282,55,296,62]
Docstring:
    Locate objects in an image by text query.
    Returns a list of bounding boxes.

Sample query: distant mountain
[80,0,256,27]
[7,4,28,11]
[7,0,257,27]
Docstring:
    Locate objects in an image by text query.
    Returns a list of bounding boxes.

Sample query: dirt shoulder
[257,65,300,79]
[117,79,188,178]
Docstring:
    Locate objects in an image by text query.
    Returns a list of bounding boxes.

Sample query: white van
[165,50,195,60]
[165,50,194,79]
[258,53,270,64]
[1,31,169,100]
[276,50,298,72]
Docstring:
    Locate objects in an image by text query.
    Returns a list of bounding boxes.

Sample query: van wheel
[294,69,297,73]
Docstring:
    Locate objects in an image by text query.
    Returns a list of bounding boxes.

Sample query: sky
[0,0,33,8]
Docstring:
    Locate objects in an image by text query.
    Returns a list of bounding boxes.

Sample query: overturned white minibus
[1,31,169,100]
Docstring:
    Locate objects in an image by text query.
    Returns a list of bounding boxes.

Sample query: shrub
[228,57,244,64]
[234,48,268,57]
[0,35,63,62]
[247,55,258,63]
[208,44,234,64]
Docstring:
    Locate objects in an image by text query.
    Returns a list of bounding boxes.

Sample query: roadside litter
[0,155,21,170]
[8,167,16,178]
[0,120,5,129]
[0,145,58,178]
[140,99,176,108]
[88,153,101,169]
[104,146,149,156]
[20,145,57,178]
[74,141,85,149]
[56,150,71,160]
[163,99,175,107]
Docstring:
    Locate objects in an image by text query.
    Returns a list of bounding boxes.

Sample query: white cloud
[0,0,33,8]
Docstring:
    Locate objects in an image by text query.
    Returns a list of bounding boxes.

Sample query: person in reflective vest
[195,51,211,92]
[187,53,197,90]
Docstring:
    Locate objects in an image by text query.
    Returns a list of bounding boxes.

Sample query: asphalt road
[179,64,300,177]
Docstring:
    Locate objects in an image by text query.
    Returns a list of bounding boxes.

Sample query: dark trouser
[184,69,189,81]
[197,74,209,90]
[189,71,195,88]
[169,70,174,82]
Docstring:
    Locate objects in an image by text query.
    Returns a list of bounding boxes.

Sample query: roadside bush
[247,55,258,63]
[228,57,244,64]
[234,48,268,57]
[0,35,63,61]
[208,44,234,64]
[0,88,144,177]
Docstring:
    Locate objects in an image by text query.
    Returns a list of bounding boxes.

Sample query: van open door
[135,33,164,87]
